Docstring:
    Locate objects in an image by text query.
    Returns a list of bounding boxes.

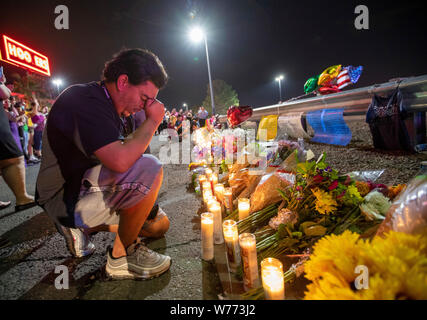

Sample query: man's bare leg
[110,167,163,259]
[87,212,170,239]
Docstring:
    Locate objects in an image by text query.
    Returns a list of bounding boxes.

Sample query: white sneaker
[105,238,171,280]
[55,223,95,258]
[29,156,40,163]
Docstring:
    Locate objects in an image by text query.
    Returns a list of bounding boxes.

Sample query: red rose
[313,175,324,184]
[328,180,339,191]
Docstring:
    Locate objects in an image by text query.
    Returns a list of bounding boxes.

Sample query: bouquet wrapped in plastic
[250,170,295,213]
[377,163,427,236]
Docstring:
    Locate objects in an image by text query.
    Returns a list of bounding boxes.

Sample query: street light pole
[275,75,284,103]
[203,35,216,116]
[189,27,216,116]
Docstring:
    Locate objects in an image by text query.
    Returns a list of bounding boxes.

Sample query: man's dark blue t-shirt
[36,82,121,227]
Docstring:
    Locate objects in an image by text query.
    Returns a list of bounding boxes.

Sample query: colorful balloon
[346,65,363,84]
[227,105,253,127]
[318,85,340,95]
[318,65,342,87]
[304,75,320,94]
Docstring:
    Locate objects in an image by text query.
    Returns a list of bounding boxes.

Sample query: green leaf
[348,225,362,234]
[277,224,287,239]
[331,172,339,180]
[316,161,327,170]
[291,231,303,239]
[277,189,289,201]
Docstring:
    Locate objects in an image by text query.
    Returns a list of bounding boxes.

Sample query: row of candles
[199,169,285,300]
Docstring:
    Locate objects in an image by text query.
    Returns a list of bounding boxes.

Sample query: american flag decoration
[348,65,363,84]
[337,68,351,90]
[336,65,363,90]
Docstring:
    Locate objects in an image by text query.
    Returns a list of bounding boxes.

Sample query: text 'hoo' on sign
[2,35,51,76]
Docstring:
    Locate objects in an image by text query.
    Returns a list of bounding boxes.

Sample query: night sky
[1,0,426,110]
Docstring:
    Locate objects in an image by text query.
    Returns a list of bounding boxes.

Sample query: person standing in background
[29,98,46,159]
[197,106,208,127]
[16,102,29,161]
[25,104,39,163]
[3,97,23,155]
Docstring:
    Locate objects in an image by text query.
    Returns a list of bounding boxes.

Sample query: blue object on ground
[306,108,352,146]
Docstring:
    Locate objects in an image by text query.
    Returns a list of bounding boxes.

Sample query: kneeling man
[36,49,170,280]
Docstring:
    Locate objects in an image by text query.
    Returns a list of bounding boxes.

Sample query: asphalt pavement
[0,136,223,300]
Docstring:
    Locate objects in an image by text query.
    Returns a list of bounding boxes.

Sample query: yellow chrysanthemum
[403,265,427,300]
[304,273,359,300]
[358,274,401,300]
[305,231,362,283]
[311,188,338,215]
[304,231,427,300]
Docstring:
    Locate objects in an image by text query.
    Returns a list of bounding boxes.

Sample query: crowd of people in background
[156,105,221,141]
[2,93,48,165]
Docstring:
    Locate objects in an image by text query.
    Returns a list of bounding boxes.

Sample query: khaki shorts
[72,154,162,229]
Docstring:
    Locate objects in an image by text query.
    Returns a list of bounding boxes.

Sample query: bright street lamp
[183,103,188,112]
[275,75,284,102]
[189,27,216,116]
[52,78,63,96]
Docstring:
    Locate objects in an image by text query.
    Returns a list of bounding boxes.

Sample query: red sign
[1,35,51,76]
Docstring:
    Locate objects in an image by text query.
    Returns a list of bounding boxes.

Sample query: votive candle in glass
[214,183,225,203]
[198,175,207,193]
[202,181,212,192]
[238,198,250,221]
[209,201,224,244]
[222,220,241,272]
[203,189,213,207]
[207,196,218,211]
[201,212,214,261]
[223,187,233,213]
[211,173,218,193]
[205,168,213,180]
[261,258,285,300]
[239,233,260,290]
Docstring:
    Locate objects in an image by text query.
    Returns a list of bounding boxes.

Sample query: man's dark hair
[102,48,168,89]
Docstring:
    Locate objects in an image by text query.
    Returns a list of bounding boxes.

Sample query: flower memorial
[188,111,426,300]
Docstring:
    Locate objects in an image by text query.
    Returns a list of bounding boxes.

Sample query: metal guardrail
[219,74,427,122]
